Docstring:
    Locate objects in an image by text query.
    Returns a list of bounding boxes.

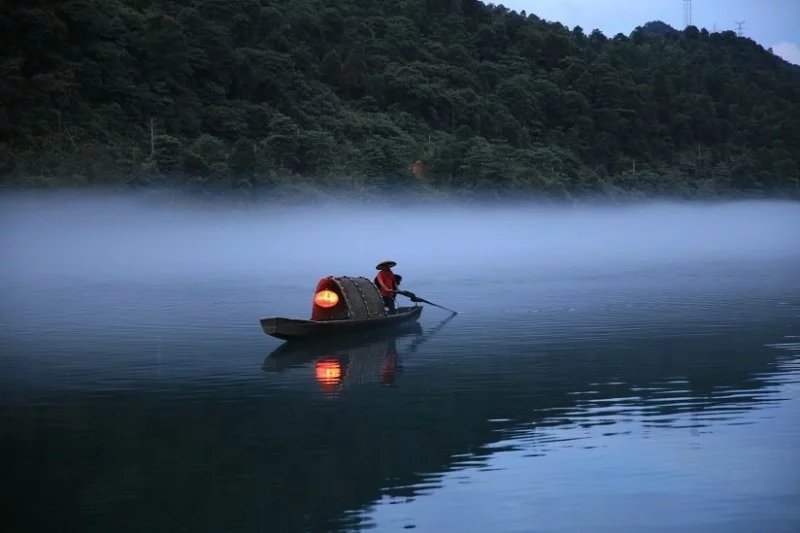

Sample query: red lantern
[314,289,339,308]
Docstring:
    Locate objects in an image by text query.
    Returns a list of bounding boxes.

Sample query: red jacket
[375,269,397,297]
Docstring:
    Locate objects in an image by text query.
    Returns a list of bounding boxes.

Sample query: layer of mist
[2,191,798,288]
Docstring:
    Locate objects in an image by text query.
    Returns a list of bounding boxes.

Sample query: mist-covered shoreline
[1,183,798,210]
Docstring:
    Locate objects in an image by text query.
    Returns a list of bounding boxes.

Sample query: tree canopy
[2,0,799,198]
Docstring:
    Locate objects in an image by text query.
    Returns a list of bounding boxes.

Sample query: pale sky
[497,0,800,65]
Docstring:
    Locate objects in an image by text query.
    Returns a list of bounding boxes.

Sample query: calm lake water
[1,193,799,532]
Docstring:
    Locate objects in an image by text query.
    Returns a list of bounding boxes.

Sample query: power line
[734,20,745,37]
[683,0,692,28]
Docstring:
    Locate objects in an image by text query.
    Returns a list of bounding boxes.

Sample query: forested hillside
[2,0,799,197]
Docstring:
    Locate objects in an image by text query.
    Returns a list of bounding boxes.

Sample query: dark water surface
[1,195,799,532]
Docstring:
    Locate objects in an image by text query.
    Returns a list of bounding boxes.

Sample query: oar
[396,290,458,315]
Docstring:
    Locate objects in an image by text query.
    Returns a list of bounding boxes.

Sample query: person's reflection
[379,339,400,386]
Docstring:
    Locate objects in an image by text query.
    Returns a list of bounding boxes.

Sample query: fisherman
[374,260,399,314]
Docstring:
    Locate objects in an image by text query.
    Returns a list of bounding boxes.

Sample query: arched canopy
[311,276,385,321]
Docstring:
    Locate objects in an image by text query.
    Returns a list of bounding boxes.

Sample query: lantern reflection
[313,290,339,308]
[315,358,342,389]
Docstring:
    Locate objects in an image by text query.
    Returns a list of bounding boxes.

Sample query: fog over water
[2,192,799,285]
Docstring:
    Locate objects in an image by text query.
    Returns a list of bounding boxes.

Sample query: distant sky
[497,0,800,65]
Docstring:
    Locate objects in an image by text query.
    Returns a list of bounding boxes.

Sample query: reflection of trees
[2,332,796,532]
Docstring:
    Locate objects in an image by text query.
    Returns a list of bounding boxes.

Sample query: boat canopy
[311,276,386,321]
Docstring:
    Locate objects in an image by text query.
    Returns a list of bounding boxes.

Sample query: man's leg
[383,296,396,314]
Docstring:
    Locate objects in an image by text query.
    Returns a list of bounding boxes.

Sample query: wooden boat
[260,275,423,341]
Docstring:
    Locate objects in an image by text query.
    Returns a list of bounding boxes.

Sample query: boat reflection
[264,314,457,390]
[263,322,422,389]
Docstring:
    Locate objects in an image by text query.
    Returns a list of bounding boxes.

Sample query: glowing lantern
[315,358,342,388]
[314,290,339,308]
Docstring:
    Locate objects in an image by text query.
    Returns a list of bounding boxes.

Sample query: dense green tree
[1,1,799,197]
